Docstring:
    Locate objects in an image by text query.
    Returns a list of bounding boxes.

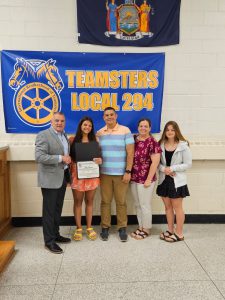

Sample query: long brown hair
[70,116,96,161]
[159,121,189,145]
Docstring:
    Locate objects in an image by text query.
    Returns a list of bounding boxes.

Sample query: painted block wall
[0,0,225,216]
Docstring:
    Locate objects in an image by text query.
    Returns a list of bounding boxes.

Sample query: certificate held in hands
[74,142,101,179]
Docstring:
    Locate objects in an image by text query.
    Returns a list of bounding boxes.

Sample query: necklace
[137,134,150,141]
[165,142,177,151]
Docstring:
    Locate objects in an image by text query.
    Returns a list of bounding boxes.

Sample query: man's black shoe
[118,227,128,242]
[45,243,63,254]
[55,235,71,243]
[100,228,109,241]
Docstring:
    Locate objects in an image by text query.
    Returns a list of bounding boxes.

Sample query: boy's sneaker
[100,227,109,241]
[118,227,128,242]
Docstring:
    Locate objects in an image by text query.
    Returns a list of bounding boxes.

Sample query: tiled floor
[0,224,225,299]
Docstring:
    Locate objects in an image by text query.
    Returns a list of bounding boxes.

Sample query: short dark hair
[53,112,65,117]
[103,106,116,113]
[137,118,152,127]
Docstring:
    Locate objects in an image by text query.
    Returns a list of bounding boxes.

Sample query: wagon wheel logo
[15,82,59,125]
[9,58,64,127]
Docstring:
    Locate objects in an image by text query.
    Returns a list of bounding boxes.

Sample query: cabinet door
[0,151,10,226]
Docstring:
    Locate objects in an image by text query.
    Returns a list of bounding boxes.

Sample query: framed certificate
[77,161,99,179]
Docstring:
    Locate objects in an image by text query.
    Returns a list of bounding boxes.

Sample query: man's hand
[122,173,131,184]
[62,155,71,165]
[93,157,102,165]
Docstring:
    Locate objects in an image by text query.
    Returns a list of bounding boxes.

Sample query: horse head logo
[37,59,64,93]
[9,57,64,127]
[9,58,35,90]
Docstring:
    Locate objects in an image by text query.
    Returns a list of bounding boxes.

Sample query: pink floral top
[131,135,162,184]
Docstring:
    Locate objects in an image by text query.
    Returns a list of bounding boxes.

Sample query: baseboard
[11,214,225,227]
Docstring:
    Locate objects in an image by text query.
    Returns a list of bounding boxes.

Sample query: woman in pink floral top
[130,118,162,239]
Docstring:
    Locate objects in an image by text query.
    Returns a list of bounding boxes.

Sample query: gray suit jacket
[35,127,70,188]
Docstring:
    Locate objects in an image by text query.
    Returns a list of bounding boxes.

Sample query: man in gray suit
[35,112,71,254]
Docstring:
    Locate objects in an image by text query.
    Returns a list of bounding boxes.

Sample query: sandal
[130,228,142,238]
[73,228,83,241]
[160,230,173,240]
[134,230,149,240]
[86,227,97,241]
[164,233,184,243]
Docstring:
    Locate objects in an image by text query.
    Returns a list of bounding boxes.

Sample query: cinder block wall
[9,160,225,217]
[0,0,225,217]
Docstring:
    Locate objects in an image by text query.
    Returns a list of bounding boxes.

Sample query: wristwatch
[125,169,131,174]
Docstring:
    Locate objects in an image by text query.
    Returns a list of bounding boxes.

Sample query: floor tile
[3,226,71,248]
[1,223,221,297]
[0,228,68,285]
[57,226,208,284]
[52,281,224,300]
[0,284,54,300]
[183,225,225,280]
[214,281,225,298]
[0,256,62,286]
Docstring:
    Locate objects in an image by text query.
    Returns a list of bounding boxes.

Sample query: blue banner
[77,0,180,47]
[1,50,165,133]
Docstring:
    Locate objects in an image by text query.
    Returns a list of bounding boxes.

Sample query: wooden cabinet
[0,147,15,272]
[0,147,11,237]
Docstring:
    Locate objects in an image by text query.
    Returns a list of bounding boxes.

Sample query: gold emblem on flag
[9,58,64,127]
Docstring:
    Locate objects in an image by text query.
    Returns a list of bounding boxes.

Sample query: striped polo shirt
[97,123,134,175]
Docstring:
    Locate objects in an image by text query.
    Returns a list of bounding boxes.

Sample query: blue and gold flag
[1,50,164,133]
[77,0,181,47]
